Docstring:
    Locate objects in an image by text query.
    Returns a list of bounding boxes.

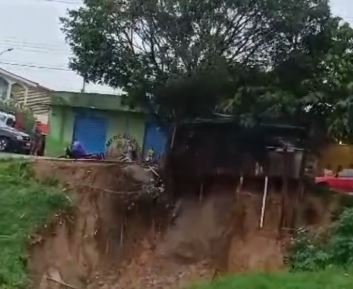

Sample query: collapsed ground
[1,160,353,289]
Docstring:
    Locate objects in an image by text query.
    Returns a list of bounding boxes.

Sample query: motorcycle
[59,146,105,160]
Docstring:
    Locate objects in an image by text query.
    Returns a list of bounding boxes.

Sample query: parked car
[315,169,353,194]
[0,112,31,154]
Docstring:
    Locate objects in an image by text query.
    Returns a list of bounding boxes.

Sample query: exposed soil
[28,160,338,289]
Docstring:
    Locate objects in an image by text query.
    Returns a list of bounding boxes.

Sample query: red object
[14,112,49,135]
[315,175,353,194]
[36,122,48,135]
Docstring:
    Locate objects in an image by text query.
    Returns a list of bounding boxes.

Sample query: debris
[46,268,79,289]
[123,164,152,183]
[29,233,43,245]
[47,277,79,289]
[148,166,160,178]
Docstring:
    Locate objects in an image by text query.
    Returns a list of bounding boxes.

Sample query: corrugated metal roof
[0,67,51,91]
[50,91,144,113]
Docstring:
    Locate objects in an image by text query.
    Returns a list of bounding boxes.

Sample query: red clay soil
[28,160,338,289]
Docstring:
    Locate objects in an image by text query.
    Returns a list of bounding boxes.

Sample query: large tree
[62,0,332,121]
[219,18,353,142]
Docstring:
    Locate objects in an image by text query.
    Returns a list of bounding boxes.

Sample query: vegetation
[62,0,353,141]
[189,269,353,289]
[0,100,36,134]
[289,208,353,271]
[0,161,69,289]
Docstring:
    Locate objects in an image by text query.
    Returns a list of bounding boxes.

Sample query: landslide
[28,160,341,289]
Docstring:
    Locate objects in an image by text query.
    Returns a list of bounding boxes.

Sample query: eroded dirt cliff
[28,160,337,289]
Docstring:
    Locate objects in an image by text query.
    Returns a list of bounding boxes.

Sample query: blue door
[73,114,107,154]
[143,122,168,158]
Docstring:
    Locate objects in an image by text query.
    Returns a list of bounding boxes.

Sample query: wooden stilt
[235,175,244,198]
[170,125,177,149]
[280,149,289,231]
[120,219,125,247]
[199,182,204,202]
[260,176,269,229]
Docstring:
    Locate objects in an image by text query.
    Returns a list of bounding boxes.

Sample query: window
[0,78,9,100]
[338,169,353,178]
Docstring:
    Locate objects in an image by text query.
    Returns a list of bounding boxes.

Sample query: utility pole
[81,77,86,93]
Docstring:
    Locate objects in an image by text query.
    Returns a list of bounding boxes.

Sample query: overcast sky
[0,0,352,93]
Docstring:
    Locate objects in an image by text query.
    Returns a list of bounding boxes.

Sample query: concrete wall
[46,106,74,156]
[46,106,146,156]
[0,77,8,100]
[318,144,353,171]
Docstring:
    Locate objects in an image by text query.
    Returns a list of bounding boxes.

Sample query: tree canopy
[220,19,353,141]
[62,0,353,139]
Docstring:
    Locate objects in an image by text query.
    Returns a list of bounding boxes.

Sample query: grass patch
[191,269,353,289]
[0,161,69,289]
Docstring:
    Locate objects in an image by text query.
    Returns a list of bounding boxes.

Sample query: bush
[0,100,36,134]
[288,228,330,271]
[329,209,353,265]
[289,208,353,271]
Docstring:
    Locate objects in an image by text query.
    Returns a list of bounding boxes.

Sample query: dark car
[0,125,31,154]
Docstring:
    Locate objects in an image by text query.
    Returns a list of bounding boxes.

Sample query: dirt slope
[28,160,337,289]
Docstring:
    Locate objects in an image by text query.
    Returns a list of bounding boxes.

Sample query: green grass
[191,269,353,289]
[0,161,69,289]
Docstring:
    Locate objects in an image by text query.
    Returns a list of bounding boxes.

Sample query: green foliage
[189,269,353,289]
[0,100,35,134]
[0,161,69,289]
[299,21,353,142]
[289,208,353,272]
[61,0,333,122]
[62,0,353,140]
[219,18,353,133]
[288,228,330,272]
[329,209,353,265]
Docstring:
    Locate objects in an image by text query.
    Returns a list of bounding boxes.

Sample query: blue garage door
[73,115,107,154]
[143,122,168,158]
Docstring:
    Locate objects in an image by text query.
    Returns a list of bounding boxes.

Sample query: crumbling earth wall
[28,160,339,289]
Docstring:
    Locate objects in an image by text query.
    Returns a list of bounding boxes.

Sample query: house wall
[318,144,353,172]
[0,77,8,100]
[46,106,146,156]
[46,106,74,156]
[11,84,50,118]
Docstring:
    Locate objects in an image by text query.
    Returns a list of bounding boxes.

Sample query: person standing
[30,121,42,156]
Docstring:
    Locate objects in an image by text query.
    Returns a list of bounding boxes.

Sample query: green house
[46,91,148,157]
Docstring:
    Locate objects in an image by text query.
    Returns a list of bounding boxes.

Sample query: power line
[0,45,70,55]
[1,37,68,48]
[0,40,70,52]
[0,44,70,55]
[0,61,71,71]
